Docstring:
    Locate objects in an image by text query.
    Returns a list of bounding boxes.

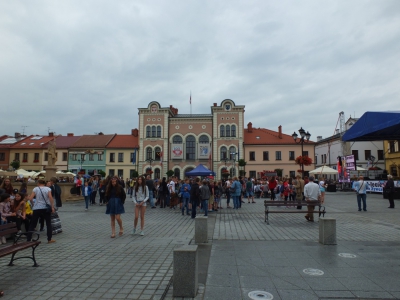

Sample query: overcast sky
[1,0,399,140]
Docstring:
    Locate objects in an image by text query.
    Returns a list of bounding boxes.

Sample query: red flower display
[295,155,312,166]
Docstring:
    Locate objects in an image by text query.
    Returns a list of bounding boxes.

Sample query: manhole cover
[303,268,324,276]
[248,291,274,300]
[338,253,357,258]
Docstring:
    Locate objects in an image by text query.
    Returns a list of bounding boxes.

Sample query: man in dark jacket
[50,177,62,210]
[190,178,201,219]
[386,174,395,208]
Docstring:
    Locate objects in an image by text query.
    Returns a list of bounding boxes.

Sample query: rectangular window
[321,155,323,164]
[109,169,115,176]
[23,153,28,162]
[220,126,225,137]
[263,151,269,161]
[146,126,151,138]
[323,154,326,164]
[80,154,85,161]
[302,151,309,156]
[289,151,295,160]
[0,153,5,161]
[389,141,395,153]
[249,151,255,161]
[62,152,68,161]
[275,151,281,160]
[352,150,359,160]
[34,153,39,162]
[44,153,48,161]
[390,166,397,176]
[365,150,371,160]
[117,169,123,177]
[110,153,115,163]
[89,154,94,161]
[118,153,124,162]
[15,153,20,161]
[249,171,256,178]
[377,150,384,160]
[72,154,77,161]
[315,156,318,164]
[98,154,103,161]
[157,127,161,138]
[231,126,236,137]
[289,171,295,178]
[130,152,135,163]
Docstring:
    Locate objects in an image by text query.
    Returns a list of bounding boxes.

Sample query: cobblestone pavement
[1,192,399,300]
[0,199,194,300]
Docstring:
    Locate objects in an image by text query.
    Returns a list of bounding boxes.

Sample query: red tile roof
[10,135,57,149]
[47,136,82,149]
[0,136,30,149]
[106,134,139,149]
[244,128,315,145]
[70,134,115,148]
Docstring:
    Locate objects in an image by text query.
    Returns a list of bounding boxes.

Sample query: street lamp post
[292,127,311,177]
[230,152,239,178]
[146,157,154,178]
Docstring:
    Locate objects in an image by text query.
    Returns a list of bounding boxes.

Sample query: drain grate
[248,291,274,299]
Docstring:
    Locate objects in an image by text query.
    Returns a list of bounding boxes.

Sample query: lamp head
[305,131,311,141]
[292,132,298,140]
[299,127,306,138]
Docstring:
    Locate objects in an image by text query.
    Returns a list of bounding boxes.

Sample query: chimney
[15,132,21,138]
[247,122,253,133]
[213,103,217,107]
[49,132,54,137]
[317,136,322,142]
[132,129,138,137]
[67,133,74,137]
[278,125,282,139]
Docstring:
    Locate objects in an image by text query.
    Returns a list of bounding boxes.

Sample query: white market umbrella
[309,166,338,175]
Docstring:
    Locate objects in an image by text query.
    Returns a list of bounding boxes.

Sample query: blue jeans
[233,195,240,209]
[226,190,231,204]
[182,197,190,214]
[357,194,367,211]
[148,190,154,207]
[202,200,209,216]
[84,195,90,209]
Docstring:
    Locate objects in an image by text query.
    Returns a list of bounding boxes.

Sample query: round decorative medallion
[303,268,324,276]
[152,118,156,121]
[157,118,161,121]
[202,125,206,129]
[175,125,180,129]
[226,117,230,120]
[188,125,193,129]
[232,117,235,120]
[147,118,150,121]
[221,117,224,120]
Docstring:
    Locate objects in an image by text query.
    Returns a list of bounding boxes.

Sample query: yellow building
[384,140,400,177]
[105,130,139,178]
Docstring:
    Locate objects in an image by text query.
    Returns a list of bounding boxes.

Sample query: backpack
[200,185,211,200]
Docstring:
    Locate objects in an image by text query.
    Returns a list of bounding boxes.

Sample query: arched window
[184,167,193,177]
[146,126,151,138]
[231,125,236,137]
[186,135,195,160]
[157,126,161,138]
[152,126,156,137]
[146,147,153,160]
[226,125,231,137]
[199,135,209,144]
[220,125,225,137]
[155,147,161,160]
[154,168,160,179]
[173,135,182,144]
[229,146,236,160]
[174,168,180,179]
[220,146,227,160]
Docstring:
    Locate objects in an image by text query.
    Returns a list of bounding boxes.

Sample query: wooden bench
[0,223,41,267]
[264,200,326,224]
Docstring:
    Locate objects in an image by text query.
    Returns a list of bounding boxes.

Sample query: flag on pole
[160,151,163,167]
[237,142,240,160]
[208,142,212,169]
[190,92,191,104]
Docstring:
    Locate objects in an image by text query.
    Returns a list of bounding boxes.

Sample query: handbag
[356,181,364,195]
[38,187,52,213]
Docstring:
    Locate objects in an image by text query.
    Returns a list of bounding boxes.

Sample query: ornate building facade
[138,100,244,179]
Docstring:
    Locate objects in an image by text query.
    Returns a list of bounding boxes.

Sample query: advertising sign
[171,144,183,159]
[198,144,210,159]
[362,180,400,193]
[337,155,356,182]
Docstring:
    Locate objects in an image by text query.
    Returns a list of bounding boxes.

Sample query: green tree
[10,160,20,170]
[238,159,247,167]
[130,170,139,178]
[166,170,174,177]
[274,168,283,177]
[98,170,106,177]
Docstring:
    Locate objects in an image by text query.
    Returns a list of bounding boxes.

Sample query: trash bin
[327,184,336,192]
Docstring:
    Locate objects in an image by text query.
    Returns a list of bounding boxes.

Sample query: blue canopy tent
[342,111,400,141]
[185,164,216,176]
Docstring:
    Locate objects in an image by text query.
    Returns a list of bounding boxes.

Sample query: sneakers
[1,236,6,244]
[85,208,88,211]
[140,231,144,236]
[132,228,136,235]
[48,240,56,244]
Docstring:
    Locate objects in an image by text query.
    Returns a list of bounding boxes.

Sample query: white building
[314,117,385,179]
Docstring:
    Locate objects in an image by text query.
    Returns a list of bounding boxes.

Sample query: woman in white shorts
[132,176,149,236]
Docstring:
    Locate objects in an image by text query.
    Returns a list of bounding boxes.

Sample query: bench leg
[32,244,39,267]
[8,252,16,266]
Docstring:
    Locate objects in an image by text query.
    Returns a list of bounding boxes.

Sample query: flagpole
[190,91,192,116]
